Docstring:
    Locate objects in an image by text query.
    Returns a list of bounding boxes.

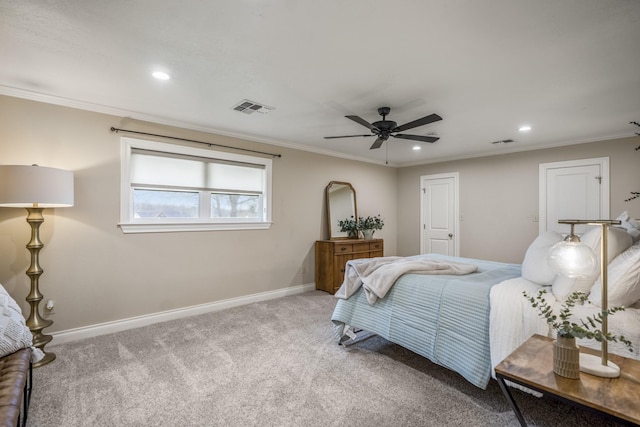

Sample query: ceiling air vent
[491,139,515,145]
[232,99,275,115]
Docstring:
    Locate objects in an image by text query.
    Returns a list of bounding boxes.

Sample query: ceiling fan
[324,107,442,150]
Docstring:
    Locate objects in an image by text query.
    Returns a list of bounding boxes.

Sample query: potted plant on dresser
[337,216,358,238]
[357,215,384,240]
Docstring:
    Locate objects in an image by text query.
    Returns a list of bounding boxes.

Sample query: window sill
[118,221,273,234]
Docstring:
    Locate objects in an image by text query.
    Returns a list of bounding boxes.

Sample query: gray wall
[0,95,397,332]
[397,137,640,263]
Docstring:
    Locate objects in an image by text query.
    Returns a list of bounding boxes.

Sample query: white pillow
[521,231,563,285]
[589,243,640,307]
[551,226,632,301]
[0,284,37,358]
[616,211,640,243]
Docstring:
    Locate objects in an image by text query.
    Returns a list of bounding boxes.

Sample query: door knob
[448,233,453,238]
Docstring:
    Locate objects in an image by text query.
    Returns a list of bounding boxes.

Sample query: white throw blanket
[334,255,478,304]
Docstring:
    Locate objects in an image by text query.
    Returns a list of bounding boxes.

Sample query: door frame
[538,157,610,234]
[420,172,460,256]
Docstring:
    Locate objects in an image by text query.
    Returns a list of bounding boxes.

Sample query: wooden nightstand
[495,334,640,426]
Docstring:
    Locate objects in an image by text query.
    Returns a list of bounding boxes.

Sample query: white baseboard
[51,283,317,345]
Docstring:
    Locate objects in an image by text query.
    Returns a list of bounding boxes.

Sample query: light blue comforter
[331,254,521,389]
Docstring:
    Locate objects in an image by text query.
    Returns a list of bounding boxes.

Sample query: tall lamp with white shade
[0,165,74,367]
[548,219,622,378]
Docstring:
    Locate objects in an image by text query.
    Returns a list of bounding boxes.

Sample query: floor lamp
[0,165,74,367]
[548,219,621,378]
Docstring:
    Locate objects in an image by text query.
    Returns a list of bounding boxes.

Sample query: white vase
[362,229,375,240]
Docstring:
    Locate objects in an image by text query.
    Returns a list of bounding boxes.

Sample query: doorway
[420,173,459,256]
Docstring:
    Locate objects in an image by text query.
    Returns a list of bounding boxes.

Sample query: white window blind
[120,138,272,233]
[207,162,264,192]
[131,152,205,188]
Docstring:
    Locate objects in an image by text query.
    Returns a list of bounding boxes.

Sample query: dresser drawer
[369,241,383,251]
[353,242,370,252]
[335,243,353,253]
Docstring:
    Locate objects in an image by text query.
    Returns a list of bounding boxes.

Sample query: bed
[331,220,640,390]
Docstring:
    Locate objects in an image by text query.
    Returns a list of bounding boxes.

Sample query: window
[120,137,272,233]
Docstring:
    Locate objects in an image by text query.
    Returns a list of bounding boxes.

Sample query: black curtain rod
[110,127,282,158]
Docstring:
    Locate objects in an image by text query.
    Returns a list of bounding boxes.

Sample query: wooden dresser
[315,239,383,294]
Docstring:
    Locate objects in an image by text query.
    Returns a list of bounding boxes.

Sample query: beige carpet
[28,291,624,426]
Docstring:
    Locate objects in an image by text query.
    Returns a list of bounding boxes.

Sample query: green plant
[357,215,384,230]
[523,290,633,351]
[338,216,358,234]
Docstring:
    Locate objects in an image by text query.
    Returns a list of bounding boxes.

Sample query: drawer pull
[341,247,347,251]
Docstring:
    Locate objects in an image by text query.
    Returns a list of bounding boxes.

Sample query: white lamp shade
[0,165,74,208]
[548,240,598,278]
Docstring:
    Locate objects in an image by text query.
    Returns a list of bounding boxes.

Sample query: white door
[539,158,609,235]
[421,173,459,256]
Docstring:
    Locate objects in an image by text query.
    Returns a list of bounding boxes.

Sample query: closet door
[539,158,609,235]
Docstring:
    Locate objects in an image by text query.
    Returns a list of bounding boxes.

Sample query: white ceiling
[2,1,640,166]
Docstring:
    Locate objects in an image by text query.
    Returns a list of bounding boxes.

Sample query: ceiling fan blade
[346,115,379,131]
[324,134,373,139]
[369,138,385,150]
[393,134,440,143]
[392,113,442,133]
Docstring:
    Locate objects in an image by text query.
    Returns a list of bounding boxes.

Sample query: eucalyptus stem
[523,289,633,351]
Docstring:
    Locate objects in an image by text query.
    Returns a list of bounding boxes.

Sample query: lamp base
[579,353,620,378]
[33,351,56,368]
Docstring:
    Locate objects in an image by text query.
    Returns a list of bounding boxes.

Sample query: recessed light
[518,125,532,132]
[152,71,171,80]
[412,145,421,151]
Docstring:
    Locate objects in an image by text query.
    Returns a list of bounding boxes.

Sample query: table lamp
[548,219,621,378]
[0,165,74,367]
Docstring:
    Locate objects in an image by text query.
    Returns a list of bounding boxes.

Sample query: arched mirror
[326,181,357,239]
